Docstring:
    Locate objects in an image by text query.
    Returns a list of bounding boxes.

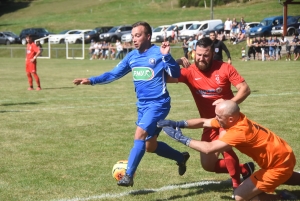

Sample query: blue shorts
[136,104,170,141]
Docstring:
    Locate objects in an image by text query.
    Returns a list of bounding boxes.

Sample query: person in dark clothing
[209,31,232,64]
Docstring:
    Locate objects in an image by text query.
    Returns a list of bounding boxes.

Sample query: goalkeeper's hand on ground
[162,127,191,146]
[157,119,187,128]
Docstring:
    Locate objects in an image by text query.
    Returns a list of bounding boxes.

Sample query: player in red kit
[26,35,41,91]
[168,37,252,197]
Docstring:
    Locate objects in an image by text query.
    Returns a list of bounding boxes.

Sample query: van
[249,16,284,37]
[155,21,200,42]
[179,19,222,41]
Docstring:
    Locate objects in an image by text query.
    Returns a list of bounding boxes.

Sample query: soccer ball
[112,160,129,181]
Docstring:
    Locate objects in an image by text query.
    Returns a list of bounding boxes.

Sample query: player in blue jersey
[73,21,190,187]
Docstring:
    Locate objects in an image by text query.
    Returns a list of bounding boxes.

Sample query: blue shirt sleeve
[89,57,131,85]
[162,53,180,78]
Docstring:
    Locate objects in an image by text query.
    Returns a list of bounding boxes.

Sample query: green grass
[0,58,299,201]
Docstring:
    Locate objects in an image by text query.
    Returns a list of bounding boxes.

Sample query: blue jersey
[89,45,180,105]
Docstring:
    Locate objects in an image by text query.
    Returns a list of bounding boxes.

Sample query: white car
[64,29,92,44]
[121,33,132,43]
[49,30,81,44]
[151,25,170,42]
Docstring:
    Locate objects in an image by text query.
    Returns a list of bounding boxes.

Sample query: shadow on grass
[41,87,75,90]
[1,102,40,106]
[0,1,32,18]
[129,179,233,200]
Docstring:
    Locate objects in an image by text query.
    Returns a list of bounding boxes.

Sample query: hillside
[0,0,299,34]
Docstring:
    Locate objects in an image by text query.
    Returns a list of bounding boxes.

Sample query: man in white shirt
[224,18,232,39]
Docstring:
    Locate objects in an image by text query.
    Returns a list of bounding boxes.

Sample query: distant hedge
[178,0,244,7]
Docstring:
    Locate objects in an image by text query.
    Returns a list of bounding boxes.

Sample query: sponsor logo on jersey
[132,67,154,81]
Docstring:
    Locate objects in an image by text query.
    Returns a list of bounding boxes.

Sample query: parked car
[19,28,52,45]
[151,25,170,42]
[249,16,285,37]
[202,23,224,38]
[179,19,222,41]
[0,32,11,45]
[49,30,81,44]
[245,22,260,34]
[271,16,300,36]
[64,29,92,44]
[84,26,113,43]
[3,31,21,44]
[156,21,199,42]
[99,25,133,42]
[121,33,132,43]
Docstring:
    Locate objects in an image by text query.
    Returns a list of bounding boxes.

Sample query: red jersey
[26,42,39,62]
[178,61,244,118]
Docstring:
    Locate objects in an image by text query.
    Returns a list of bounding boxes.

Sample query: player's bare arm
[73,78,91,85]
[30,49,41,63]
[157,119,232,154]
[231,81,251,104]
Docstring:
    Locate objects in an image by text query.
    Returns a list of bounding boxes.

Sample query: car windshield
[40,28,50,33]
[89,30,96,34]
[287,17,297,24]
[215,24,223,29]
[3,32,18,37]
[167,25,175,31]
[259,20,274,26]
[153,27,164,32]
[188,24,201,30]
[108,27,118,33]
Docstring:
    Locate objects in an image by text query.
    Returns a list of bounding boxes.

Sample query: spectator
[92,41,102,60]
[254,37,262,60]
[36,41,43,57]
[261,36,269,61]
[182,38,188,59]
[173,25,179,44]
[268,36,275,61]
[230,32,237,44]
[109,43,116,60]
[291,33,300,61]
[231,18,239,34]
[280,35,291,61]
[241,47,246,61]
[115,39,124,60]
[224,17,232,39]
[273,36,281,60]
[101,41,109,60]
[247,37,256,60]
[218,31,225,41]
[238,17,246,31]
[89,40,96,60]
[187,37,194,60]
[209,31,232,64]
[233,29,246,44]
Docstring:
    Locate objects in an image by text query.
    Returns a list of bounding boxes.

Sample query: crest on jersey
[149,58,156,65]
[215,48,219,53]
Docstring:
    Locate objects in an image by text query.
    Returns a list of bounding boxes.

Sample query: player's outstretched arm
[73,78,91,85]
[162,126,231,154]
[176,57,191,68]
[158,118,213,129]
[160,41,170,54]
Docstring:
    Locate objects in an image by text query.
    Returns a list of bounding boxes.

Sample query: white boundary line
[51,180,223,201]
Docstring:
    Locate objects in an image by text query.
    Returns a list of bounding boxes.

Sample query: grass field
[0,58,299,201]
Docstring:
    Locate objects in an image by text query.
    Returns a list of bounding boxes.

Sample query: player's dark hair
[132,21,152,37]
[26,34,33,39]
[196,37,214,53]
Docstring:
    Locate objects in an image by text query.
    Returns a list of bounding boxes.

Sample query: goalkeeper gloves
[157,119,188,128]
[162,127,191,146]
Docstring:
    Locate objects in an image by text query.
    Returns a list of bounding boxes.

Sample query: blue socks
[126,139,145,177]
[154,141,183,163]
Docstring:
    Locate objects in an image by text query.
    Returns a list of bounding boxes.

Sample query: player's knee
[233,195,246,201]
[201,162,215,172]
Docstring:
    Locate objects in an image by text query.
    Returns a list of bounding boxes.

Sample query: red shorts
[26,62,37,73]
[201,127,225,141]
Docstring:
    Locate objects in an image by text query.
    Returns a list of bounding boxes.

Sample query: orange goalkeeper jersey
[212,113,294,169]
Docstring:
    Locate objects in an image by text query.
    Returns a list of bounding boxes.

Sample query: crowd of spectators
[88,39,134,60]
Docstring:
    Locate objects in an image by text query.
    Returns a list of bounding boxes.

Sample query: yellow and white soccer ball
[112,160,129,181]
